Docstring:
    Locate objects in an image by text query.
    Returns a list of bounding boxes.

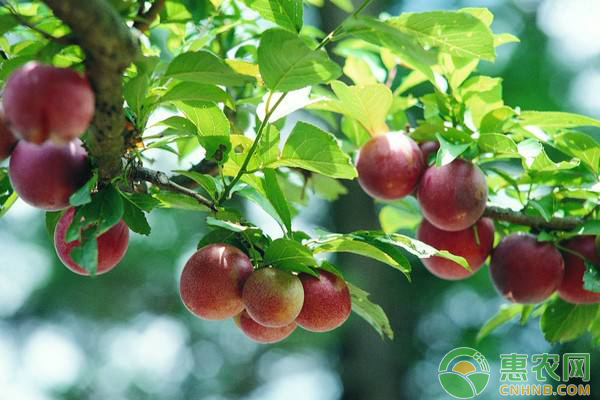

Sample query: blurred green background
[1,0,599,399]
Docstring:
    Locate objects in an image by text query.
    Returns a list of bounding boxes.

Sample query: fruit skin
[296,270,351,332]
[2,62,95,143]
[54,208,129,275]
[0,110,17,161]
[9,140,90,210]
[489,233,564,304]
[417,158,487,231]
[234,310,296,344]
[419,140,440,165]
[558,236,600,304]
[242,268,304,328]
[417,218,494,280]
[356,132,425,200]
[179,244,253,320]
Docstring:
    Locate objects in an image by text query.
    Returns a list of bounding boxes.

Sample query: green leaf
[518,111,600,130]
[173,170,218,200]
[243,0,302,32]
[390,11,495,60]
[263,238,318,275]
[66,186,124,242]
[583,261,600,293]
[461,76,503,128]
[348,282,393,339]
[310,174,348,201]
[554,131,600,174]
[155,116,198,135]
[477,304,522,342]
[69,172,98,207]
[256,124,281,167]
[325,81,392,135]
[517,139,580,172]
[435,133,470,166]
[121,198,151,235]
[236,186,286,227]
[344,17,437,83]
[154,191,211,211]
[478,133,518,156]
[343,56,377,85]
[263,169,292,233]
[45,211,63,240]
[119,192,160,212]
[311,235,410,275]
[206,216,249,232]
[540,297,599,343]
[257,28,341,92]
[269,122,357,179]
[161,83,235,110]
[177,101,231,159]
[70,230,98,276]
[340,116,372,148]
[165,50,254,86]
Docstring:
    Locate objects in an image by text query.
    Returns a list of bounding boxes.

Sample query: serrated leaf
[166,50,254,86]
[554,131,600,174]
[435,133,470,166]
[257,28,341,92]
[154,191,211,211]
[517,139,580,172]
[389,10,495,60]
[177,101,231,159]
[173,170,218,200]
[348,282,393,339]
[478,133,518,156]
[45,211,63,240]
[69,172,98,207]
[311,235,410,275]
[121,198,151,235]
[518,111,600,130]
[161,82,235,109]
[461,76,503,129]
[540,297,598,343]
[263,169,292,233]
[206,216,249,232]
[477,304,522,342]
[243,0,302,32]
[66,186,124,242]
[70,230,98,276]
[269,122,357,179]
[120,192,160,212]
[263,238,318,275]
[379,203,422,233]
[583,261,600,293]
[340,116,371,148]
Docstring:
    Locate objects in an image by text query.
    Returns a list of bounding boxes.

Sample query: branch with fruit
[0,1,599,345]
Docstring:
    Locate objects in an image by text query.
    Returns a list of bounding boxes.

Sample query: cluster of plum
[0,62,129,275]
[356,132,600,305]
[179,244,352,343]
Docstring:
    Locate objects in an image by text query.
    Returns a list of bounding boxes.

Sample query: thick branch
[42,0,139,181]
[131,166,218,212]
[483,206,583,231]
[133,0,166,32]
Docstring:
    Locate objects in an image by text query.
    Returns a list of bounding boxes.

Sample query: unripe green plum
[558,236,600,304]
[242,268,304,328]
[180,244,254,320]
[2,62,95,143]
[417,218,494,280]
[234,310,296,344]
[490,234,564,304]
[417,158,487,231]
[356,132,425,200]
[296,270,351,332]
[9,140,90,210]
[54,208,129,275]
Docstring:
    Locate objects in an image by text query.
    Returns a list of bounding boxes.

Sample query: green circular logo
[438,347,490,399]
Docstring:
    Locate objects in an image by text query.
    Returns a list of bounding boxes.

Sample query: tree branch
[133,0,166,32]
[131,166,218,212]
[483,206,583,231]
[41,0,139,182]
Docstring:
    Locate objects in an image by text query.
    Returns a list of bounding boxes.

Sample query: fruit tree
[0,0,599,346]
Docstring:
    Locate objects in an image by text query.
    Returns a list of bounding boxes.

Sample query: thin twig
[133,0,166,32]
[131,166,218,212]
[483,206,583,231]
